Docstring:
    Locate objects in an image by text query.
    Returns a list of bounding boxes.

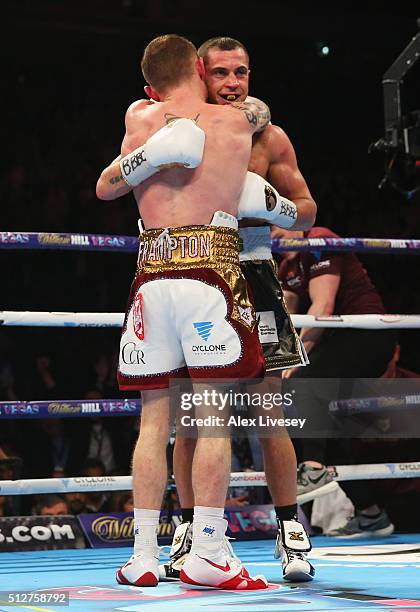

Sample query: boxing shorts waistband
[239,226,272,262]
[137,213,240,274]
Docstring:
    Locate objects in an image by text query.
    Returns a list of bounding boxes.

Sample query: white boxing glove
[238,172,297,228]
[120,118,205,187]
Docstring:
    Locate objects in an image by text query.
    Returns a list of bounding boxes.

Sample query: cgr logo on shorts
[121,342,146,365]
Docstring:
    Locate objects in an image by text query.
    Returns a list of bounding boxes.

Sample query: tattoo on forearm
[109,174,124,185]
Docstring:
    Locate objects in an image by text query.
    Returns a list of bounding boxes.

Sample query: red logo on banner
[133,292,144,340]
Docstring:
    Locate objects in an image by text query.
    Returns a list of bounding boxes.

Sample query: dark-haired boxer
[160,38,318,584]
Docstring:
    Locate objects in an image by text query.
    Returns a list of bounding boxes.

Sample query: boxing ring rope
[2,230,420,509]
[0,398,140,419]
[2,230,419,329]
[2,394,419,420]
[2,311,420,329]
[1,230,420,255]
[1,463,420,497]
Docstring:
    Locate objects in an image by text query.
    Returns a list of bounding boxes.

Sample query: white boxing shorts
[117,213,265,390]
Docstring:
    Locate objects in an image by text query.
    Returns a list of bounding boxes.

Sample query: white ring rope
[1,247,417,502]
[1,311,420,329]
[1,463,419,496]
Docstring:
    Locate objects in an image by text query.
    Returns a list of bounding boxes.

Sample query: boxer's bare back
[121,99,265,229]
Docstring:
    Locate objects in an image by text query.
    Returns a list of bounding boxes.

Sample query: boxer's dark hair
[141,34,198,92]
[198,37,249,64]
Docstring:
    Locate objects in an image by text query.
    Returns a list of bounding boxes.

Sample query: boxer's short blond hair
[141,34,198,92]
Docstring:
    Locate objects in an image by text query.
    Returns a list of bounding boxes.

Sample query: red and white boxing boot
[159,522,249,582]
[116,509,160,587]
[180,553,267,589]
[116,553,159,587]
[180,512,268,590]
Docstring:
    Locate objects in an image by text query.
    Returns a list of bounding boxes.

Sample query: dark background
[1,1,420,393]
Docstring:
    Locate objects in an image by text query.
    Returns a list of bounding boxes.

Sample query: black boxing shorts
[239,226,308,371]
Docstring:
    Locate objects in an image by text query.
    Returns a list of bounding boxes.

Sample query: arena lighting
[369,18,420,196]
[316,41,330,57]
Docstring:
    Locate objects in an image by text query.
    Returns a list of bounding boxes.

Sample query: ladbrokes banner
[79,506,279,549]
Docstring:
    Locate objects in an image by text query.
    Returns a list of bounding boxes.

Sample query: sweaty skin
[96,89,270,229]
[123,101,252,228]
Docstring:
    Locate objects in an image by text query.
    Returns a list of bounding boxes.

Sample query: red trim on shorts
[117,267,265,390]
[118,366,189,391]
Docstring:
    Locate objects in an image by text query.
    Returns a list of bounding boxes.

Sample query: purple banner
[78,506,280,549]
[0,399,140,419]
[2,231,420,254]
[78,512,176,548]
[271,236,420,254]
[0,231,139,253]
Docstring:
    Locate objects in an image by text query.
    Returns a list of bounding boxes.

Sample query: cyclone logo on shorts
[133,292,144,340]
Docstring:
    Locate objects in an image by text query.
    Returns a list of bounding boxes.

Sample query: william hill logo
[91,516,175,543]
[92,516,134,542]
[193,321,214,342]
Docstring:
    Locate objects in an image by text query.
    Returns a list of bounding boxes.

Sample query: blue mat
[1,534,419,610]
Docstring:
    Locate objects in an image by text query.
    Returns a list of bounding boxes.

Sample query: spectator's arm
[282,289,299,314]
[299,273,340,354]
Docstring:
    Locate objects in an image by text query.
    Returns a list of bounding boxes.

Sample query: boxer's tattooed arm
[232,96,270,132]
[109,174,124,185]
[164,113,201,125]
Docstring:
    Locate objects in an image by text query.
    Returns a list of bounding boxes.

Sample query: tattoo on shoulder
[164,113,201,125]
[234,104,258,127]
[232,100,270,131]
